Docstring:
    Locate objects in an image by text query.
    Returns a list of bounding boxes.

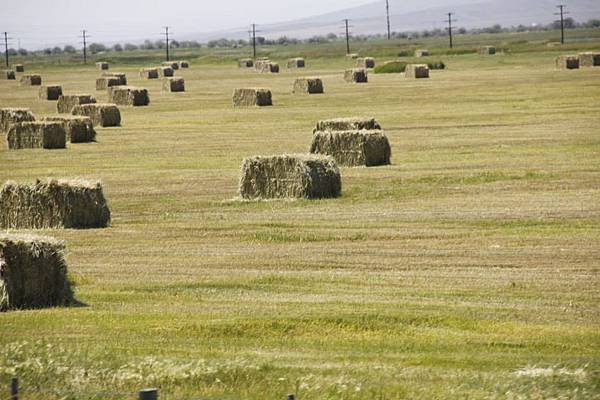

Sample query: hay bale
[6,122,66,150]
[293,77,323,94]
[0,179,110,229]
[238,154,341,200]
[258,62,279,73]
[415,49,430,57]
[96,77,121,90]
[344,69,368,83]
[405,64,429,78]
[232,88,272,107]
[3,70,15,80]
[41,116,96,143]
[96,62,109,70]
[163,61,179,70]
[57,94,96,114]
[163,77,185,92]
[346,53,359,59]
[287,58,305,68]
[238,58,254,68]
[556,55,579,69]
[38,85,63,101]
[479,46,496,55]
[178,60,189,68]
[310,130,391,167]
[314,117,381,132]
[0,233,73,311]
[14,64,24,72]
[158,66,174,77]
[578,52,600,67]
[107,86,149,106]
[102,72,127,85]
[71,103,121,127]
[139,67,159,79]
[19,74,42,86]
[357,57,375,69]
[0,108,36,134]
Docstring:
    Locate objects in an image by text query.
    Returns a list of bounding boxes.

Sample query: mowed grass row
[0,47,599,399]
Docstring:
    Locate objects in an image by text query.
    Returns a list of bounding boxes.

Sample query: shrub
[428,61,446,70]
[374,61,407,74]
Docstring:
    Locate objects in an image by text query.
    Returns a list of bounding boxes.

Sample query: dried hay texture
[163,61,179,70]
[101,72,127,85]
[163,77,185,92]
[107,86,150,106]
[293,77,324,94]
[14,64,24,72]
[96,77,121,90]
[41,116,96,143]
[38,85,63,101]
[357,57,375,69]
[344,69,368,83]
[20,74,42,86]
[0,233,73,311]
[0,179,110,229]
[7,122,66,150]
[232,88,272,107]
[178,60,189,68]
[314,117,381,132]
[57,94,97,113]
[96,62,109,70]
[158,66,174,77]
[254,59,271,70]
[310,130,391,167]
[71,103,121,127]
[479,46,496,55]
[287,58,305,68]
[556,55,579,69]
[139,68,159,79]
[578,52,600,67]
[415,49,429,57]
[405,64,430,78]
[239,154,341,199]
[0,108,36,134]
[3,70,15,80]
[238,58,254,68]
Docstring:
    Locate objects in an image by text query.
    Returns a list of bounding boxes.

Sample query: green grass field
[1,32,599,399]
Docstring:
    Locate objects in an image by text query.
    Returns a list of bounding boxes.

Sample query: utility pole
[251,24,258,58]
[80,30,88,64]
[554,5,568,44]
[163,26,170,61]
[343,19,351,54]
[385,0,391,40]
[445,12,457,49]
[3,32,9,67]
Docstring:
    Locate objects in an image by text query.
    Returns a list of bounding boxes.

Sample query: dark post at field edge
[139,388,158,400]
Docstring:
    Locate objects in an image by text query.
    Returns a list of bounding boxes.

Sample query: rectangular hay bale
[238,58,254,68]
[163,61,179,70]
[405,64,429,78]
[293,77,323,94]
[163,77,185,92]
[287,58,305,68]
[556,55,579,69]
[415,49,429,57]
[139,68,159,79]
[38,85,63,101]
[0,108,36,133]
[107,86,150,106]
[3,70,15,80]
[96,62,109,70]
[57,94,97,113]
[314,117,381,132]
[96,77,121,90]
[344,69,368,83]
[178,60,189,68]
[310,130,391,167]
[14,64,24,72]
[7,121,66,150]
[41,115,96,143]
[158,66,174,77]
[101,72,127,85]
[479,46,496,55]
[578,52,600,67]
[71,103,121,127]
[232,88,272,107]
[19,74,42,86]
[356,57,375,69]
[257,62,279,73]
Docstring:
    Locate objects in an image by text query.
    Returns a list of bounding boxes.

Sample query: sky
[0,0,374,50]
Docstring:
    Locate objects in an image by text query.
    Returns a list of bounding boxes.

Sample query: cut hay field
[1,43,599,399]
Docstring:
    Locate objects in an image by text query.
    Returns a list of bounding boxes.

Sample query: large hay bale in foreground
[178,60,189,68]
[3,70,15,80]
[357,57,375,69]
[556,55,579,69]
[239,154,341,199]
[38,85,63,100]
[20,74,42,86]
[107,86,149,106]
[0,234,73,311]
[0,179,110,229]
[7,122,66,150]
[310,130,391,167]
[479,46,496,55]
[101,72,127,85]
[14,64,24,72]
[41,115,96,143]
[139,67,159,79]
[293,77,323,94]
[314,117,381,132]
[96,77,121,90]
[287,58,305,68]
[578,52,600,67]
[415,49,429,57]
[405,64,430,78]
[258,62,279,73]
[57,94,97,113]
[344,69,368,83]
[232,88,272,107]
[71,103,121,127]
[158,66,174,77]
[238,58,254,68]
[0,108,36,133]
[96,62,109,70]
[163,61,179,70]
[163,77,185,92]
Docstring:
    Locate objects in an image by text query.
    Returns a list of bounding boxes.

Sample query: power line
[445,12,458,49]
[385,0,391,40]
[79,29,88,64]
[554,4,569,44]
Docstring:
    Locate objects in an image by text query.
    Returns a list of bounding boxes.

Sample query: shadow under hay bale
[102,72,127,85]
[233,88,272,107]
[139,68,159,79]
[96,62,109,70]
[405,64,430,78]
[479,46,496,55]
[20,74,42,86]
[310,130,391,167]
[287,58,305,68]
[7,122,66,150]
[0,108,36,134]
[293,77,323,94]
[14,64,24,72]
[107,86,149,106]
[344,68,368,83]
[415,49,429,57]
[238,58,254,68]
[57,94,96,114]
[578,52,600,67]
[158,66,174,77]
[71,103,121,127]
[42,115,96,143]
[96,77,120,90]
[3,70,15,80]
[239,154,341,200]
[357,57,375,69]
[163,77,185,92]
[314,117,381,132]
[0,234,74,311]
[38,85,63,101]
[163,61,179,70]
[0,179,111,229]
[556,55,579,69]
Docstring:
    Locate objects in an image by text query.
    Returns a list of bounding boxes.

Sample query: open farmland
[0,34,599,399]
